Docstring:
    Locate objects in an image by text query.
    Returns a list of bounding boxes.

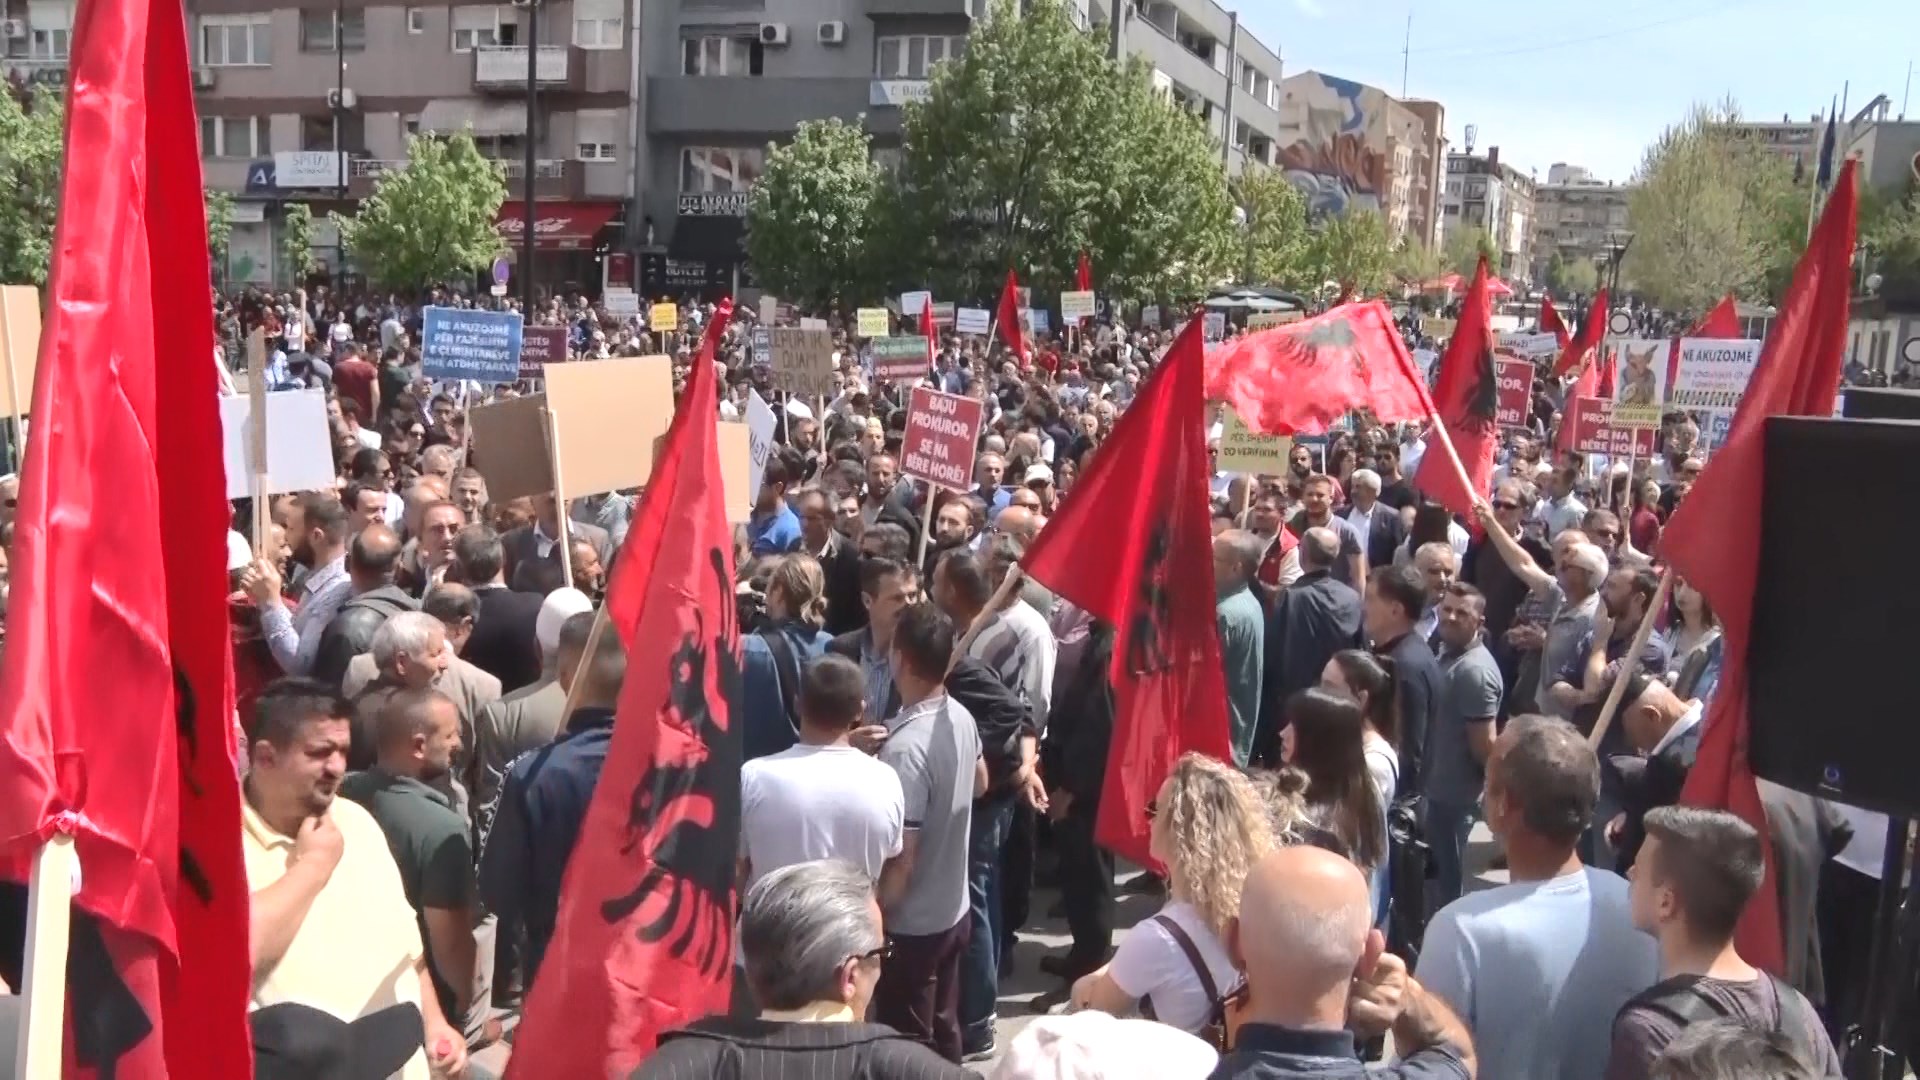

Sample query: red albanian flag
[1554,288,1610,378]
[1204,300,1436,436]
[1539,294,1572,347]
[996,269,1031,368]
[1413,256,1500,515]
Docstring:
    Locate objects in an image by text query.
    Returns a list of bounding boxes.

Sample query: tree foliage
[1544,251,1600,296]
[1623,99,1804,310]
[746,117,881,309]
[334,133,507,290]
[1231,166,1309,287]
[868,0,1235,301]
[0,88,63,285]
[281,201,318,282]
[1299,210,1394,298]
[205,189,235,260]
[1390,238,1443,286]
[1860,184,1920,300]
[1442,225,1498,280]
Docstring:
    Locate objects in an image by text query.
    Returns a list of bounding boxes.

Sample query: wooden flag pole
[247,329,272,559]
[1585,569,1675,752]
[16,833,76,1079]
[914,489,936,568]
[1238,475,1254,525]
[456,380,475,473]
[542,404,576,591]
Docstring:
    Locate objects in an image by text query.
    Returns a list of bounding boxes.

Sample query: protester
[247,492,353,677]
[742,553,838,761]
[1279,689,1387,895]
[346,610,449,772]
[1256,527,1363,765]
[1213,530,1267,768]
[1426,582,1501,909]
[1363,563,1440,796]
[454,525,546,693]
[470,587,591,825]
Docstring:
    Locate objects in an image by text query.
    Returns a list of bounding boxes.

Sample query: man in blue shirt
[747,455,802,556]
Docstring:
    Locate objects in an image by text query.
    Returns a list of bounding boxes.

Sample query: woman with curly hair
[1068,753,1274,1036]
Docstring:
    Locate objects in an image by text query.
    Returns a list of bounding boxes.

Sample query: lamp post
[516,0,540,313]
[334,0,345,200]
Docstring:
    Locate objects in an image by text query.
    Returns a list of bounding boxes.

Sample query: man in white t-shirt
[738,653,904,892]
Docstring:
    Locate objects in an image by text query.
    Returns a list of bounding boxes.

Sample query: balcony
[862,0,971,13]
[472,46,584,93]
[348,156,585,200]
[0,55,67,89]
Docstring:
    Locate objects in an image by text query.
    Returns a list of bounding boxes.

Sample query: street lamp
[513,0,541,312]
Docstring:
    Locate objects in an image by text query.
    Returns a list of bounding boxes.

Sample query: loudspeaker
[1840,385,1920,422]
[1750,416,1920,817]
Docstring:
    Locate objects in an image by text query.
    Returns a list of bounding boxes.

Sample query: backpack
[1625,974,1823,1068]
[756,627,805,741]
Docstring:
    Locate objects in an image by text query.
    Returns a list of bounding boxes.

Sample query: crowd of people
[182,280,1896,1080]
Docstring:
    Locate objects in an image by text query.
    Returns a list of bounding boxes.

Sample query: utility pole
[1220,12,1238,169]
[521,0,539,313]
[334,0,345,199]
[1400,11,1411,97]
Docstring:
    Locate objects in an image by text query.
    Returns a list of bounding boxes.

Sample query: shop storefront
[495,202,623,299]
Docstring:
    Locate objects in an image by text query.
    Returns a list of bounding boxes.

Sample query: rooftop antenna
[1400,11,1411,97]
[1904,60,1912,119]
[1464,123,1478,156]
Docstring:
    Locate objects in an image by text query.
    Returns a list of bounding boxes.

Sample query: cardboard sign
[422,306,524,383]
[856,308,890,338]
[650,302,679,332]
[519,325,568,379]
[1203,312,1227,340]
[219,388,334,499]
[1568,396,1656,458]
[930,302,955,327]
[467,393,555,502]
[900,290,931,317]
[1060,290,1096,321]
[603,288,640,316]
[1671,338,1761,411]
[759,294,778,324]
[1141,304,1161,329]
[1247,310,1303,332]
[745,389,778,498]
[1496,358,1534,428]
[1609,338,1668,418]
[0,284,41,418]
[1423,316,1456,341]
[955,307,991,335]
[770,327,835,397]
[900,386,984,492]
[1497,332,1560,360]
[1216,408,1292,474]
[872,336,930,382]
[545,355,676,497]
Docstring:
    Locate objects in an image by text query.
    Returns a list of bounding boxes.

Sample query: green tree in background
[1230,166,1309,287]
[746,117,881,309]
[1300,210,1394,298]
[1390,238,1444,288]
[281,202,319,283]
[0,89,63,285]
[1860,185,1920,299]
[1623,99,1804,310]
[334,133,507,290]
[1443,225,1498,280]
[1544,251,1600,296]
[205,189,235,264]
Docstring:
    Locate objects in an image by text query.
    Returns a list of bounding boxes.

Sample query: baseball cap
[1023,463,1054,485]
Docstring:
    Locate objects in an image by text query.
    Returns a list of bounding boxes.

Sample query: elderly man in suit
[501,493,611,595]
[343,582,500,791]
[453,525,548,693]
[1342,468,1408,572]
[1255,527,1364,766]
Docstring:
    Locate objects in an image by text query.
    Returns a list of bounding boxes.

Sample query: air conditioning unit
[1,19,26,37]
[325,87,358,110]
[757,21,788,46]
[192,65,217,89]
[817,20,846,44]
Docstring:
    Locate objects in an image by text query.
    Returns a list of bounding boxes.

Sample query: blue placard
[421,306,524,383]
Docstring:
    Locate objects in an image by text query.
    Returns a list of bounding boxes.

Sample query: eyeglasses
[850,942,894,966]
[1491,500,1519,511]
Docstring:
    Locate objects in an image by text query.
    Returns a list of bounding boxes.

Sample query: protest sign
[955,307,990,335]
[422,306,523,383]
[1496,358,1535,428]
[758,294,778,325]
[1247,311,1303,332]
[900,290,931,317]
[745,390,778,498]
[872,336,931,382]
[770,327,835,397]
[544,355,676,497]
[1671,337,1761,411]
[1141,305,1161,329]
[650,302,679,332]
[1412,349,1440,380]
[1060,290,1096,321]
[856,308,890,338]
[1423,316,1456,342]
[751,327,771,361]
[1497,332,1560,360]
[519,325,568,379]
[219,388,334,499]
[1609,339,1668,429]
[798,317,829,332]
[931,302,956,326]
[1216,408,1292,474]
[1569,396,1656,458]
[1028,309,1050,334]
[467,393,554,502]
[603,288,640,316]
[0,284,41,418]
[1204,312,1227,340]
[900,386,984,492]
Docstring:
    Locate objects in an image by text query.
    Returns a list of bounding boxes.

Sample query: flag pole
[15,832,77,1079]
[914,488,935,567]
[555,601,612,727]
[542,404,576,591]
[1585,570,1674,751]
[247,329,272,559]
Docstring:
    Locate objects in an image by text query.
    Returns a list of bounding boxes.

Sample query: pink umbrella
[1485,277,1516,297]
[1422,273,1463,293]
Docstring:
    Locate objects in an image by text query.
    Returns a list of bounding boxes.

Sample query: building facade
[1273,71,1436,247]
[1720,113,1827,176]
[1398,98,1445,249]
[1442,146,1534,282]
[1530,165,1630,285]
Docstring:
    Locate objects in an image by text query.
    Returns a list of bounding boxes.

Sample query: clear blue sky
[1238,0,1920,184]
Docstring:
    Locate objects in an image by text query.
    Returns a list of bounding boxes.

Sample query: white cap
[536,587,594,660]
[1023,463,1054,485]
[226,530,252,572]
[784,399,815,421]
[989,1012,1218,1080]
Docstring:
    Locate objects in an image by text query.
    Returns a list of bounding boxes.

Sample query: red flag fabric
[1019,314,1233,867]
[1661,160,1858,976]
[0,0,251,1069]
[920,296,937,371]
[1413,257,1500,515]
[1554,288,1610,377]
[508,302,743,1077]
[1596,344,1617,399]
[1668,294,1743,390]
[1539,295,1572,347]
[1554,354,1602,455]
[995,269,1031,367]
[1204,301,1436,436]
[1076,251,1093,294]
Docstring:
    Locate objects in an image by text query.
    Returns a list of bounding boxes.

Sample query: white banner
[1671,337,1761,411]
[745,390,778,497]
[955,307,990,335]
[1497,332,1561,360]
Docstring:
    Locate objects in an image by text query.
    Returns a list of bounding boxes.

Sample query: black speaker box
[1750,416,1920,817]
[1840,385,1920,422]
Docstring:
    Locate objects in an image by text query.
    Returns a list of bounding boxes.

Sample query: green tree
[281,201,318,283]
[1860,184,1920,299]
[334,133,507,290]
[1442,225,1498,280]
[1623,99,1804,310]
[205,189,235,260]
[746,117,881,309]
[1230,166,1309,287]
[0,88,63,285]
[1544,251,1600,295]
[1390,238,1444,287]
[1299,209,1394,299]
[874,0,1234,301]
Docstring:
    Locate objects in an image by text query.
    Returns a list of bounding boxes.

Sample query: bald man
[992,504,1056,618]
[1216,847,1475,1079]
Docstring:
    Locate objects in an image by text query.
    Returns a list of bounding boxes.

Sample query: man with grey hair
[1213,530,1266,767]
[348,609,449,772]
[638,861,972,1078]
[1475,497,1608,718]
[1417,715,1656,1080]
[1257,526,1363,765]
[1412,540,1460,644]
[1343,466,1407,571]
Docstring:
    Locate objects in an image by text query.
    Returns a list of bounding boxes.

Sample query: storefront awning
[418,99,528,137]
[495,202,621,251]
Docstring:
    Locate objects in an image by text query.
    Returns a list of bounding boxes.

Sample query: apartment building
[1442,146,1534,282]
[1530,165,1631,284]
[1720,113,1827,176]
[1272,73,1437,248]
[1399,99,1446,249]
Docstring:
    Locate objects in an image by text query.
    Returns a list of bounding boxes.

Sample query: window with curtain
[199,15,273,66]
[575,110,620,161]
[27,0,73,59]
[680,33,758,75]
[573,0,621,49]
[199,115,263,159]
[299,9,365,51]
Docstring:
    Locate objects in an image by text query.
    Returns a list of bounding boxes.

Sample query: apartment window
[26,0,72,59]
[405,7,424,33]
[874,33,963,78]
[575,109,619,162]
[681,33,759,75]
[452,7,505,51]
[402,113,422,137]
[199,115,263,159]
[680,146,764,192]
[200,14,272,66]
[572,0,620,48]
[299,9,365,51]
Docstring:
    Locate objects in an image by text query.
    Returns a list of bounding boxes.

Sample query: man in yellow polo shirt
[243,677,468,1079]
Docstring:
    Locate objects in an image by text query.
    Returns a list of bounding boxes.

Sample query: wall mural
[1278,73,1390,219]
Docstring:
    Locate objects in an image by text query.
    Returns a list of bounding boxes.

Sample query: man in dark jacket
[500,493,611,595]
[311,523,418,690]
[1256,527,1364,766]
[1040,622,1115,982]
[454,525,546,693]
[1365,562,1442,798]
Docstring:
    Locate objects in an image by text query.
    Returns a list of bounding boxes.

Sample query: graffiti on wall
[1277,74,1391,219]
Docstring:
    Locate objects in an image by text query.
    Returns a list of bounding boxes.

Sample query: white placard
[900,290,932,317]
[1671,337,1760,411]
[759,294,778,325]
[220,388,335,500]
[604,288,640,316]
[745,389,778,497]
[798,317,829,331]
[1497,332,1561,359]
[1060,290,1096,321]
[955,307,990,335]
